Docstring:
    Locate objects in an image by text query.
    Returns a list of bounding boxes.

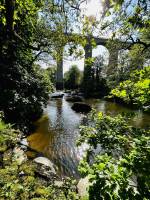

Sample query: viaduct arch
[56,35,129,90]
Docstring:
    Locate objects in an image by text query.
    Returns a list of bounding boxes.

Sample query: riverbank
[0,116,84,199]
[105,96,150,114]
[107,67,150,114]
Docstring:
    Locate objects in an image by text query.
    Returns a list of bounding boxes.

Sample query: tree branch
[65,0,86,11]
[30,51,50,65]
[126,36,150,50]
[13,31,41,51]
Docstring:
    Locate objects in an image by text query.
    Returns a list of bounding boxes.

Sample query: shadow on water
[28,96,150,178]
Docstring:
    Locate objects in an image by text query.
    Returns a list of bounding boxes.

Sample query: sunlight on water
[28,116,54,154]
[28,96,150,177]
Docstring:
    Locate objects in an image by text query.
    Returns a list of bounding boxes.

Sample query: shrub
[109,67,150,112]
[78,111,150,199]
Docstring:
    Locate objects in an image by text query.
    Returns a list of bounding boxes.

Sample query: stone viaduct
[55,34,129,90]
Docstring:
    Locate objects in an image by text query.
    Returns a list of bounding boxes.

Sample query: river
[27,95,150,178]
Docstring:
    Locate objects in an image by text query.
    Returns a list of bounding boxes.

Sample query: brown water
[28,96,150,177]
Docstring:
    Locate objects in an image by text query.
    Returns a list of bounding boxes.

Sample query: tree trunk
[5,0,15,37]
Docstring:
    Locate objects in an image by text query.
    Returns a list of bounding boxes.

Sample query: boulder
[20,138,29,150]
[64,90,71,94]
[77,176,90,199]
[20,138,28,146]
[34,156,56,174]
[143,105,150,112]
[34,164,58,181]
[65,95,83,102]
[54,180,64,187]
[77,92,84,96]
[71,102,92,113]
[51,93,64,99]
[13,147,27,165]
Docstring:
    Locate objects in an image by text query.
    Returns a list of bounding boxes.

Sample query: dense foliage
[0,60,54,133]
[90,55,109,97]
[0,112,19,153]
[78,111,150,200]
[64,65,82,90]
[109,67,150,112]
[0,0,54,133]
[83,55,109,97]
[46,66,57,86]
[0,0,84,132]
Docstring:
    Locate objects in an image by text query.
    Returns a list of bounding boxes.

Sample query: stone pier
[56,49,64,90]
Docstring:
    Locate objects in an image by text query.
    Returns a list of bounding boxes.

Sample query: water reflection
[28,97,150,177]
[85,99,150,128]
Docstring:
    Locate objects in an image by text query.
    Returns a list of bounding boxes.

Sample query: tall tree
[0,0,85,132]
[64,65,82,90]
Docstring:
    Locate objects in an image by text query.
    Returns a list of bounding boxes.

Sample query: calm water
[28,96,150,177]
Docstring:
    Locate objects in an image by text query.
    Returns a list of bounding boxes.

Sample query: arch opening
[92,45,109,76]
[63,43,85,74]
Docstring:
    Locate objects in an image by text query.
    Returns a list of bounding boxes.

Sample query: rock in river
[65,95,83,102]
[34,156,56,174]
[71,102,92,113]
[51,92,64,99]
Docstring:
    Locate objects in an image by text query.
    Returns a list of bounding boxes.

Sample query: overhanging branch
[13,31,41,51]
